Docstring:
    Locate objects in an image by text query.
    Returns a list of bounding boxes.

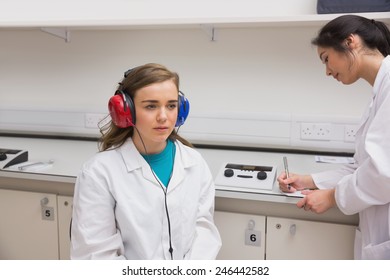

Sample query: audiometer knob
[224,169,234,177]
[257,171,267,180]
[0,153,7,161]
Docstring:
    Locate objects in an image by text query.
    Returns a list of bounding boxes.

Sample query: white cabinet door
[57,195,73,260]
[0,189,58,259]
[266,217,355,259]
[214,211,266,260]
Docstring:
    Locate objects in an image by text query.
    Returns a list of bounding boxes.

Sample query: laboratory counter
[0,135,358,226]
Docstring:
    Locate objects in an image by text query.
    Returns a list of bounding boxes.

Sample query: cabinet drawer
[58,195,73,260]
[266,216,355,259]
[0,189,59,259]
[214,211,266,260]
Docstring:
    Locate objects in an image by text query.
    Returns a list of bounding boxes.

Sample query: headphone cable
[133,126,174,260]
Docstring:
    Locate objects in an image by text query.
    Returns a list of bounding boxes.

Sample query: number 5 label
[41,206,55,221]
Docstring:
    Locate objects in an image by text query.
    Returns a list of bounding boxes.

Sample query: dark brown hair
[312,15,390,57]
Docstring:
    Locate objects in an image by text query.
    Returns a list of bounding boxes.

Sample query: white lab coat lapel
[166,141,197,193]
[354,100,372,144]
[167,153,184,192]
[118,139,198,189]
[354,58,386,162]
[118,139,163,187]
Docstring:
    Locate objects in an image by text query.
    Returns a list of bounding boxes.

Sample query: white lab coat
[312,56,390,259]
[71,138,222,260]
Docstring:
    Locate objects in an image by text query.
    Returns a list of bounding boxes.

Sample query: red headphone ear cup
[108,94,134,128]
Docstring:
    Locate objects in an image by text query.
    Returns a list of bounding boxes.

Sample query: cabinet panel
[57,195,73,260]
[214,211,266,260]
[266,217,355,259]
[0,189,58,259]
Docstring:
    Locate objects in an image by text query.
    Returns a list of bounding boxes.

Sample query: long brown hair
[99,63,193,151]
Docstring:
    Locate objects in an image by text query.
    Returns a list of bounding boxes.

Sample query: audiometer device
[0,148,28,169]
[215,162,277,191]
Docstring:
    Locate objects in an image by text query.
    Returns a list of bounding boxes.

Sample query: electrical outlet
[344,125,359,143]
[85,113,108,128]
[300,123,332,141]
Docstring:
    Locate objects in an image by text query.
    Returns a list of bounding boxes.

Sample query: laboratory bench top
[0,135,359,225]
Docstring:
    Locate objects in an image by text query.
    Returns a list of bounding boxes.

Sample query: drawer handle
[40,197,49,206]
[289,224,296,236]
[40,197,54,221]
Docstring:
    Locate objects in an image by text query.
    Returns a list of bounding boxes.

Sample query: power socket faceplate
[85,113,108,128]
[300,123,332,141]
[344,125,359,143]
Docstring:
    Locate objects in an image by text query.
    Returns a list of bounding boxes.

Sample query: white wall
[0,0,374,151]
[0,27,370,115]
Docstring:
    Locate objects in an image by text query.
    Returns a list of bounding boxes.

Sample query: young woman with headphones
[70,63,221,260]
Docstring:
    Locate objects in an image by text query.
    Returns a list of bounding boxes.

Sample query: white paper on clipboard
[315,156,355,164]
[283,191,305,198]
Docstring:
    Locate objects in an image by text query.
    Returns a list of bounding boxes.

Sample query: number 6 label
[245,229,261,247]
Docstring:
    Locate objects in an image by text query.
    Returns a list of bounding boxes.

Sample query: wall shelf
[1,12,390,30]
[40,27,70,42]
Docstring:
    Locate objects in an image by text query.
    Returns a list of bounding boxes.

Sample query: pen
[18,160,54,171]
[283,156,291,190]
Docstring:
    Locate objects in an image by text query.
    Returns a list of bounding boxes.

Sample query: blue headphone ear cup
[176,92,190,127]
[108,90,136,128]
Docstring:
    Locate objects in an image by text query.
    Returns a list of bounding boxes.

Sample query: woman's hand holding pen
[278,172,336,213]
[277,172,315,193]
